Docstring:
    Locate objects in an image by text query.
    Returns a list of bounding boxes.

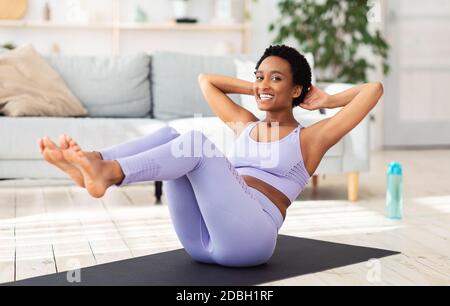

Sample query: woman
[38,45,384,267]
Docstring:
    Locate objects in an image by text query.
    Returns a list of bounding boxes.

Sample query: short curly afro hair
[255,45,312,108]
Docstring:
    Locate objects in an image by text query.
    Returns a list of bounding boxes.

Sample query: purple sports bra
[228,121,311,202]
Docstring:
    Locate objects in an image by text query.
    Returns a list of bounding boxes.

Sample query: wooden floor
[0,150,449,285]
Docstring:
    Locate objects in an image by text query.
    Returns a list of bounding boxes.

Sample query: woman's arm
[318,82,383,146]
[300,84,369,110]
[325,84,369,109]
[300,82,384,176]
[198,74,258,133]
[199,74,254,95]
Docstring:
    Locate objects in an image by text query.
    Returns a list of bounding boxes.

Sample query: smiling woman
[198,44,383,220]
[38,44,383,268]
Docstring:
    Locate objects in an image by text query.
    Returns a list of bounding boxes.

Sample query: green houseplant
[269,0,390,84]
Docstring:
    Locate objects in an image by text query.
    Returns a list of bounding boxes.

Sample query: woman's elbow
[367,82,384,100]
[372,82,384,95]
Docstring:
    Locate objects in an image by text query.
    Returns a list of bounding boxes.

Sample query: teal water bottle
[386,162,403,219]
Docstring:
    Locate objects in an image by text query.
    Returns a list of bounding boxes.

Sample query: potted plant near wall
[269,0,390,84]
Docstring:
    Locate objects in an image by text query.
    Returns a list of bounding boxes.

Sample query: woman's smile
[257,93,275,103]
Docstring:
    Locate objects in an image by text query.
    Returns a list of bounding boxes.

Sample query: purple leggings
[99,127,284,267]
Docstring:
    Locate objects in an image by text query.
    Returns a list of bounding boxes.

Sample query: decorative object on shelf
[269,0,390,83]
[244,0,256,22]
[212,0,235,24]
[175,17,197,23]
[171,0,188,18]
[170,0,197,23]
[132,5,148,23]
[1,42,17,50]
[0,0,28,20]
[43,2,51,21]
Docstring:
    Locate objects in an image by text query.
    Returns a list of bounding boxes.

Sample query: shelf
[0,0,252,54]
[119,22,250,32]
[0,20,250,32]
[0,17,251,54]
[0,20,112,29]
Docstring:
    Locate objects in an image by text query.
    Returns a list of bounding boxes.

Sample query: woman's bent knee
[161,126,180,138]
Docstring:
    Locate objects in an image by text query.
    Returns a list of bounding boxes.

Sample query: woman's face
[253,56,302,111]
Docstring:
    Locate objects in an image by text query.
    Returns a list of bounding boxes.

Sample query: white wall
[248,0,279,54]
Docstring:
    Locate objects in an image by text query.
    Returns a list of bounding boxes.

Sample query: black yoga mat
[6,235,399,286]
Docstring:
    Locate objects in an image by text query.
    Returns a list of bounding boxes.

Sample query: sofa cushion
[151,52,249,120]
[0,117,166,159]
[45,53,151,118]
[0,45,88,117]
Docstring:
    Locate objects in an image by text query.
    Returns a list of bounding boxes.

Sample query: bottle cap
[387,161,402,175]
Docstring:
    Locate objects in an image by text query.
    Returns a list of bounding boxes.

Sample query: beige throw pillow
[0,45,88,117]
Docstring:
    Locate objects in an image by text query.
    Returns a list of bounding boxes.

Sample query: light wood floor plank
[15,186,56,281]
[68,187,133,264]
[43,185,96,273]
[0,186,15,283]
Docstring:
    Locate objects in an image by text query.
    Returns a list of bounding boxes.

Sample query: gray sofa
[0,51,369,202]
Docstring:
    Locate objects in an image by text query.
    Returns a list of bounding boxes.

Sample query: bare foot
[62,135,124,198]
[59,135,103,161]
[38,136,85,188]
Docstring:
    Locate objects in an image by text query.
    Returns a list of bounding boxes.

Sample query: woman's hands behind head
[299,85,330,111]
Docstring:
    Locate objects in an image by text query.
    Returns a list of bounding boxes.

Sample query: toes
[66,135,77,147]
[62,135,84,155]
[43,136,57,150]
[69,140,78,149]
[59,135,69,149]
[66,135,74,143]
[64,136,83,153]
